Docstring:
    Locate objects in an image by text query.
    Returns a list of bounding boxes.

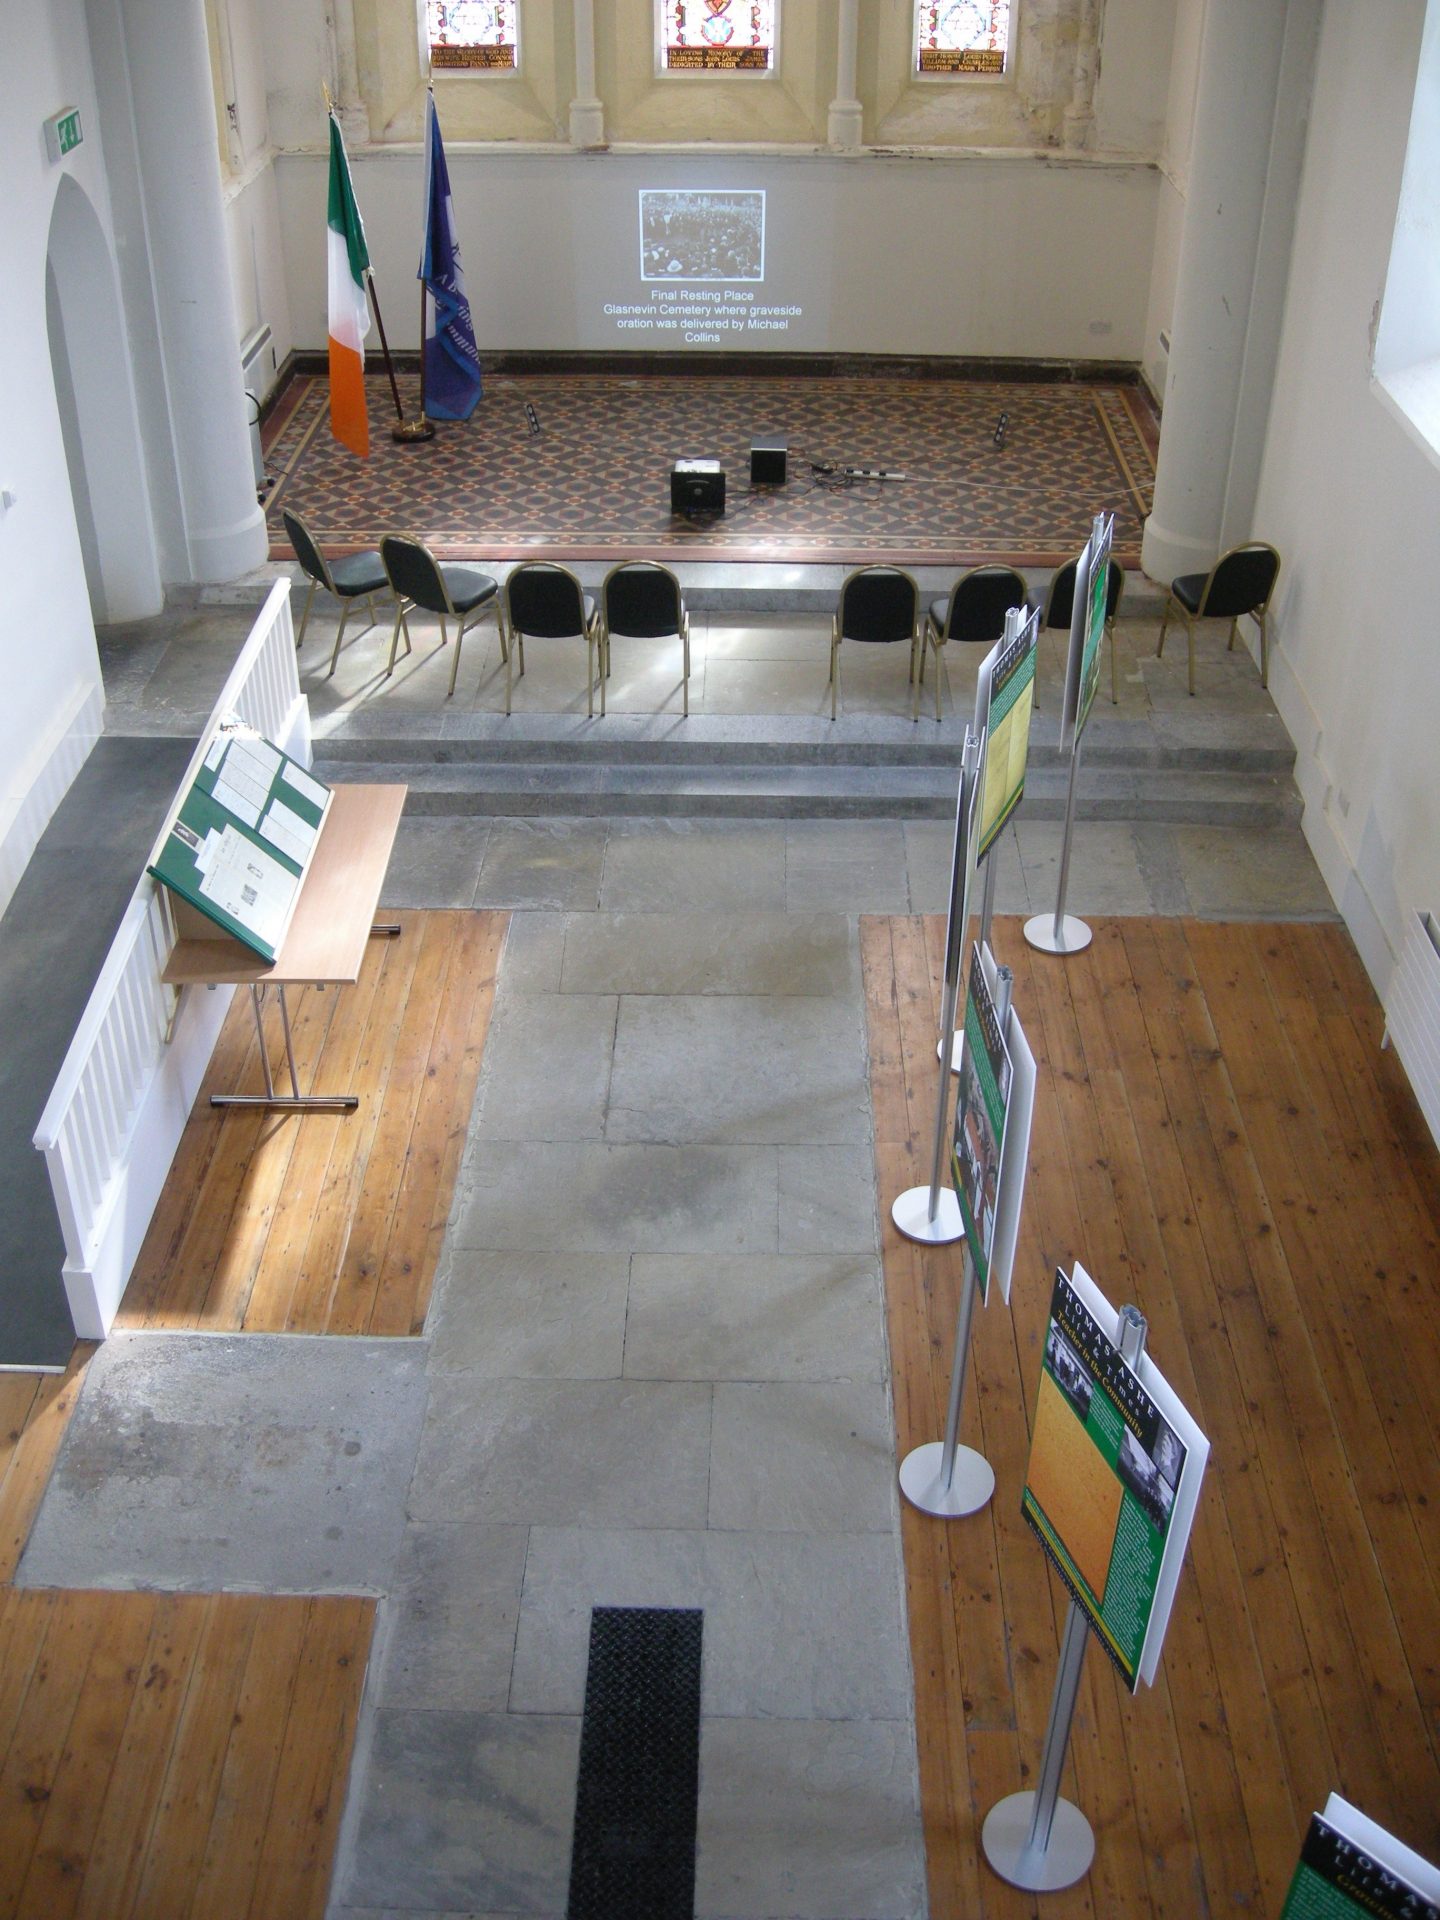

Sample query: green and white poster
[973,605,1039,859]
[1022,1262,1208,1690]
[951,942,1035,1305]
[1060,511,1114,751]
[1282,1796,1440,1919]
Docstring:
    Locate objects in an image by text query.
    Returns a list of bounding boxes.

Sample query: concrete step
[310,752,1302,826]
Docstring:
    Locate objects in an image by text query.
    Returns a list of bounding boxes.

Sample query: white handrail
[33,580,306,1337]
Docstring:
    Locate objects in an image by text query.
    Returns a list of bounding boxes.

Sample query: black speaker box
[750,435,788,486]
[671,459,726,516]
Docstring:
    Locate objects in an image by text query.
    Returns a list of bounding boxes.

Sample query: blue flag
[420,92,482,420]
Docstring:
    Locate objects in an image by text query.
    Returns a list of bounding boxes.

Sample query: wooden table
[162,783,407,1111]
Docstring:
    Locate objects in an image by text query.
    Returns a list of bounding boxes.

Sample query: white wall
[0,2,122,911]
[1254,0,1438,987]
[275,146,1158,362]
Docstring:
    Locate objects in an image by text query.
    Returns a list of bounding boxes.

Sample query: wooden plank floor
[863,914,1440,1918]
[116,908,507,1336]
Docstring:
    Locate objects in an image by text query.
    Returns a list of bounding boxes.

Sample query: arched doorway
[45,174,162,623]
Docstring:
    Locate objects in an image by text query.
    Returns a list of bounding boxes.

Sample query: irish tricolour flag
[327,113,370,459]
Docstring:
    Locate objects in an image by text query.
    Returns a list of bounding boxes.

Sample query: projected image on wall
[640,190,766,282]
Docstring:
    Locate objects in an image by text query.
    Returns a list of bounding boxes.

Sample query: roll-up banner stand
[900,940,1037,1517]
[1025,511,1114,958]
[983,1261,1209,1891]
[1281,1795,1440,1918]
[942,602,1040,1072]
[891,727,983,1246]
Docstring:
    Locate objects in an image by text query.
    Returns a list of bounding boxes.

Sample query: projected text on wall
[602,189,804,346]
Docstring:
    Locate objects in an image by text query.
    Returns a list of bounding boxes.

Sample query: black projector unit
[671,459,725,517]
[750,435,788,486]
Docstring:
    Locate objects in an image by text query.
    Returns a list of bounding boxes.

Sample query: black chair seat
[440,566,499,615]
[329,549,389,597]
[1171,573,1207,614]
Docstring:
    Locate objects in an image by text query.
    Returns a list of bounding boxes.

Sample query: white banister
[34,581,307,1338]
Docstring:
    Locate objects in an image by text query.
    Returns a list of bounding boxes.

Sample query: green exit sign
[44,108,83,163]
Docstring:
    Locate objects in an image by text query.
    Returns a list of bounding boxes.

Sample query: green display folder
[148,724,332,963]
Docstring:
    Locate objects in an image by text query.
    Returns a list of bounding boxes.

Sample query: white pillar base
[569,99,606,147]
[827,99,863,150]
[1141,514,1218,587]
[189,503,269,583]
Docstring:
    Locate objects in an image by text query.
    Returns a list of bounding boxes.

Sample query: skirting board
[0,679,104,920]
[61,977,234,1341]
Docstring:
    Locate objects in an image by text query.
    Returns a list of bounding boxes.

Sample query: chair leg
[329,601,353,677]
[1156,597,1173,659]
[362,593,379,636]
[1186,616,1196,697]
[385,604,409,678]
[447,609,473,699]
[933,638,943,724]
[505,632,513,716]
[1258,611,1269,688]
[296,579,318,652]
[1108,616,1118,704]
[830,633,839,721]
[1227,617,1239,652]
[682,619,690,718]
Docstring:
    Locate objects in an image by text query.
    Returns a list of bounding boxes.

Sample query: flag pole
[381,271,433,442]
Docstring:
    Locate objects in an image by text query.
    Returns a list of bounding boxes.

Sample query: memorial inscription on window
[916,1,1010,75]
[664,1,775,72]
[427,0,517,71]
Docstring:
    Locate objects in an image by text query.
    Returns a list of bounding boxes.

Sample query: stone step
[310,708,1295,776]
[310,754,1302,826]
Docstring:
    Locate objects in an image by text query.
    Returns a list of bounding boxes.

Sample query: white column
[570,0,606,148]
[828,0,863,151]
[1141,0,1289,583]
[120,0,266,581]
[329,0,372,146]
[1062,0,1100,151]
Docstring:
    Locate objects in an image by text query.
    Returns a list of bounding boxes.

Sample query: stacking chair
[282,508,389,665]
[919,566,1029,722]
[599,561,691,716]
[1041,554,1125,707]
[502,563,603,717]
[828,566,921,721]
[378,535,501,692]
[1156,542,1280,694]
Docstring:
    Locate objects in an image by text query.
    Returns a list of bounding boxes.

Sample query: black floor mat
[566,1605,704,1919]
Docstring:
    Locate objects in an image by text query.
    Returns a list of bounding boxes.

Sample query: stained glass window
[663,1,775,73]
[427,1,517,72]
[915,1,1011,75]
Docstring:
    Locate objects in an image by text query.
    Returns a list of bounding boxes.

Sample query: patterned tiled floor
[265,370,1158,569]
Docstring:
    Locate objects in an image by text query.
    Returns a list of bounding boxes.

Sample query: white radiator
[1383,910,1440,1151]
[33,581,307,1338]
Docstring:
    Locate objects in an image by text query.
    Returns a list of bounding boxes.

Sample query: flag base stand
[982,1792,1095,1891]
[392,417,435,443]
[899,1439,994,1517]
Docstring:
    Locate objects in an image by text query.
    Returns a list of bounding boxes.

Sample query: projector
[671,459,726,517]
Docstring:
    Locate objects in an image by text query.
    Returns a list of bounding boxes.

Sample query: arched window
[426,0,518,72]
[661,1,776,73]
[915,1,1011,76]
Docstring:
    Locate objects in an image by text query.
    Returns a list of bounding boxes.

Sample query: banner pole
[366,273,407,424]
[983,1300,1150,1888]
[392,279,435,444]
[892,728,981,1246]
[1024,725,1091,955]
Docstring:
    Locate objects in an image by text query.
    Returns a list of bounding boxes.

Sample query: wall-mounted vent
[1383,910,1440,1150]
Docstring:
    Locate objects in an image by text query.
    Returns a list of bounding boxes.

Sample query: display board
[951,942,1036,1305]
[1282,1796,1440,1919]
[973,605,1039,860]
[148,724,332,963]
[1022,1262,1209,1690]
[1060,511,1114,751]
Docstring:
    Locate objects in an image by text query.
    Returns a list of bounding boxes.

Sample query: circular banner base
[890,1184,963,1245]
[1023,913,1093,955]
[982,1791,1095,1891]
[899,1439,994,1517]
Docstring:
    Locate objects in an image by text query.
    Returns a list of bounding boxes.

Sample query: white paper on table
[203,736,227,772]
[198,825,297,948]
[195,829,222,875]
[211,776,261,829]
[280,760,327,809]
